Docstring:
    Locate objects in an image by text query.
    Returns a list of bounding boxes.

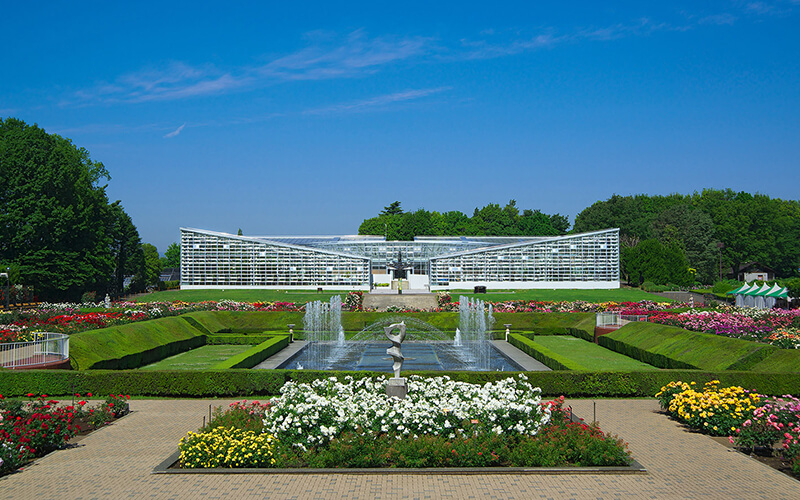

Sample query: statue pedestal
[386,377,407,399]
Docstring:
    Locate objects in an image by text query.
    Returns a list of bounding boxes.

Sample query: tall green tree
[0,118,144,301]
[381,201,404,216]
[142,243,162,287]
[107,202,146,296]
[622,239,692,286]
[652,204,719,284]
[161,242,181,268]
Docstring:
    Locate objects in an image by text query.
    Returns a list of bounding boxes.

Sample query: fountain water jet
[303,296,343,369]
[458,296,495,371]
[283,298,518,371]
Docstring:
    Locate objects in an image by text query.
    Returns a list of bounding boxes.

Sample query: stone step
[363,293,439,311]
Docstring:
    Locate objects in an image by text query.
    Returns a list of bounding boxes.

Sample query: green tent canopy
[726,282,751,295]
[766,285,789,298]
[742,284,764,296]
[753,284,773,296]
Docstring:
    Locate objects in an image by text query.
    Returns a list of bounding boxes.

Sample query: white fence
[596,312,649,328]
[0,332,69,369]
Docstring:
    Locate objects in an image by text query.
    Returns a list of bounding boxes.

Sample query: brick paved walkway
[2,398,800,499]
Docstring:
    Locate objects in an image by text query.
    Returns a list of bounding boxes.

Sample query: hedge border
[2,369,799,398]
[597,335,699,370]
[205,335,276,345]
[212,336,291,369]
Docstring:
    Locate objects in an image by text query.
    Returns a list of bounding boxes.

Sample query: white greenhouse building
[180,227,620,290]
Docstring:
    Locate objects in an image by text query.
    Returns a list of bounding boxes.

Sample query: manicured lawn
[135,287,669,304]
[447,288,673,303]
[531,336,658,371]
[134,289,343,304]
[139,345,252,370]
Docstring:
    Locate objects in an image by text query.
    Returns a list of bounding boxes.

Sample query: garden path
[1,398,799,499]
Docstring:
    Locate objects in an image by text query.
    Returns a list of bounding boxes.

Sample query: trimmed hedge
[749,349,800,372]
[180,311,554,335]
[69,317,206,370]
[182,311,304,333]
[529,312,595,337]
[598,322,777,371]
[2,369,799,398]
[508,334,586,370]
[212,336,291,369]
[205,334,276,345]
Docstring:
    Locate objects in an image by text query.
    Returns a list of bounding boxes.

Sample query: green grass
[69,317,206,370]
[531,336,657,371]
[134,289,343,304]
[445,288,673,303]
[139,345,252,370]
[749,350,800,372]
[599,322,777,371]
[180,311,593,336]
[134,287,670,304]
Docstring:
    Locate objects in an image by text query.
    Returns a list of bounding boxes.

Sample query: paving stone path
[2,398,799,499]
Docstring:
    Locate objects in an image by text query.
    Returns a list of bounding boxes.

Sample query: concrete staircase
[362,291,438,311]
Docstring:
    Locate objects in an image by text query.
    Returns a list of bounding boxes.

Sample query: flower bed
[0,293,371,343]
[657,380,800,478]
[648,308,800,348]
[0,393,130,476]
[177,375,632,469]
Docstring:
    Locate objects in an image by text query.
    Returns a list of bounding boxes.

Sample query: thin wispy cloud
[304,87,451,115]
[735,0,799,16]
[258,30,430,81]
[69,31,431,106]
[458,18,688,60]
[164,123,186,138]
[64,6,797,108]
[698,13,738,25]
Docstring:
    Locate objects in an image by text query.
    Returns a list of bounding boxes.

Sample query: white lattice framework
[179,228,619,290]
[181,228,371,289]
[428,229,619,289]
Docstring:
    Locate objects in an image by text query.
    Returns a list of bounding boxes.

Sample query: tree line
[572,190,800,286]
[0,118,169,301]
[4,117,798,300]
[358,200,570,240]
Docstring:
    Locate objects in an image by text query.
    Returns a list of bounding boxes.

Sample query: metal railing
[596,312,649,328]
[0,332,69,369]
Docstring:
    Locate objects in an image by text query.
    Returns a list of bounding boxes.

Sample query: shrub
[0,392,128,476]
[205,400,270,433]
[2,369,800,399]
[657,380,761,436]
[182,389,630,469]
[712,280,742,295]
[179,427,276,468]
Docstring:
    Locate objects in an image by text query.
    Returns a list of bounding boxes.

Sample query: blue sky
[3,1,799,254]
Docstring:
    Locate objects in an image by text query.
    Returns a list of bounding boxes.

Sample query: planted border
[3,369,798,398]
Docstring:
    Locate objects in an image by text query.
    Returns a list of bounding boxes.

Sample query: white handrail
[0,332,69,369]
[595,312,648,328]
